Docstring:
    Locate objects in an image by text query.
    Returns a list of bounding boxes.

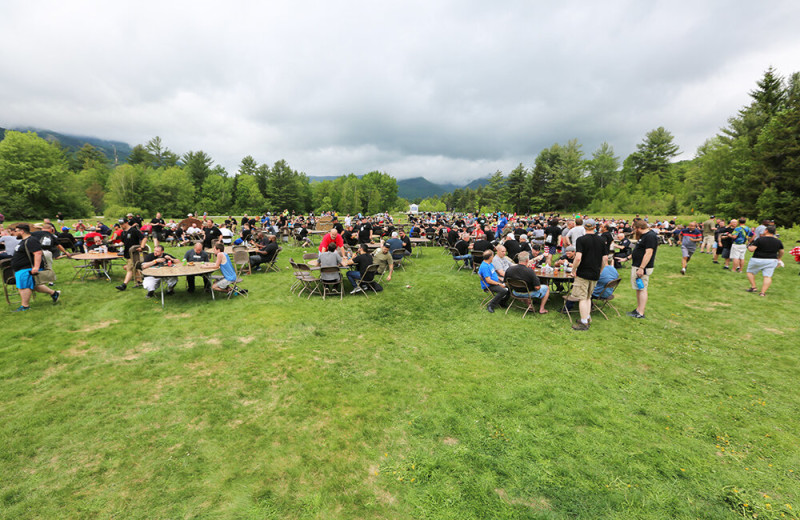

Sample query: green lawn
[1,237,798,519]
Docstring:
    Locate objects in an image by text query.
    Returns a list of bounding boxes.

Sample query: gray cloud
[2,0,799,184]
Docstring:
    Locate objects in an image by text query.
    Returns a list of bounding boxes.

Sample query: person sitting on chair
[141,245,178,299]
[373,241,394,282]
[505,252,550,314]
[250,234,278,271]
[183,241,211,293]
[205,242,244,295]
[344,243,382,293]
[318,242,344,286]
[479,249,508,313]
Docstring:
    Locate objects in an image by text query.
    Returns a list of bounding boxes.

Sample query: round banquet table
[70,252,123,281]
[141,264,219,308]
[532,267,575,294]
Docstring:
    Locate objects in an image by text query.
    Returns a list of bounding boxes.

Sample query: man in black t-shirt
[202,221,222,249]
[183,242,211,292]
[745,225,784,296]
[150,212,166,247]
[345,243,382,293]
[141,245,178,298]
[505,252,550,314]
[543,219,562,265]
[357,219,373,244]
[9,223,61,311]
[569,219,608,330]
[32,224,72,259]
[116,220,148,291]
[628,220,659,319]
[250,234,279,271]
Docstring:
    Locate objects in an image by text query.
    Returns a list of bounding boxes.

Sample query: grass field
[2,234,799,519]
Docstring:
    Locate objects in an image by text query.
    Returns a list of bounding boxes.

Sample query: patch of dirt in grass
[34,365,66,384]
[165,312,192,319]
[763,328,784,334]
[238,336,255,344]
[75,320,119,333]
[62,341,91,357]
[366,464,396,505]
[363,369,377,377]
[442,437,459,445]
[639,364,651,371]
[206,337,222,346]
[709,302,732,307]
[228,419,244,428]
[121,343,157,361]
[185,360,225,377]
[495,488,551,511]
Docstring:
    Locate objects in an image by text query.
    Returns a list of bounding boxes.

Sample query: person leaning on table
[141,245,178,299]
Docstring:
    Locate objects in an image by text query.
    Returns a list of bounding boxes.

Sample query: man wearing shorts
[679,222,703,275]
[745,225,783,296]
[504,252,550,315]
[700,215,716,254]
[568,219,607,331]
[728,220,750,273]
[9,223,61,311]
[628,219,658,319]
[207,241,243,295]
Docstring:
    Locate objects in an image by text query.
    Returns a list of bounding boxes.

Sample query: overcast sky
[2,1,799,184]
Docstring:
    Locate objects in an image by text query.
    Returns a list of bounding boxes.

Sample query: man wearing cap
[115,219,148,291]
[568,219,608,331]
[373,241,394,282]
[503,233,522,261]
[9,223,61,311]
[250,234,278,271]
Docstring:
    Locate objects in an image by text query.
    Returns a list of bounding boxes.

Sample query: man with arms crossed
[567,219,607,331]
[628,219,658,319]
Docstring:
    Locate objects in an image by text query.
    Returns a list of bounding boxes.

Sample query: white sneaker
[350,286,364,294]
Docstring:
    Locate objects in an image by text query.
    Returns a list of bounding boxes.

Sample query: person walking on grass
[9,223,60,311]
[679,221,703,275]
[745,225,784,296]
[628,219,658,319]
[567,219,608,331]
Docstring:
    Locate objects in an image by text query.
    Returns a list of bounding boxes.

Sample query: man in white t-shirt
[219,224,234,245]
[565,218,586,247]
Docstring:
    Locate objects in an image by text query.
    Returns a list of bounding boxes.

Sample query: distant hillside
[397,177,451,200]
[3,126,132,163]
[464,177,490,190]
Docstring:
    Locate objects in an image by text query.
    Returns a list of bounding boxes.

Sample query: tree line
[1,67,797,224]
[0,134,403,219]
[418,67,800,227]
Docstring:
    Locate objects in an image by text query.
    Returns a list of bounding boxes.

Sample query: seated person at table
[183,242,211,293]
[219,223,234,245]
[318,242,344,284]
[479,249,509,313]
[563,264,619,311]
[342,225,359,247]
[471,234,493,254]
[85,235,107,253]
[373,241,394,282]
[503,233,523,262]
[206,242,245,295]
[58,226,81,253]
[296,223,312,247]
[384,232,404,259]
[141,245,178,298]
[505,252,550,314]
[319,228,345,256]
[0,227,21,260]
[554,245,576,268]
[526,244,547,268]
[610,232,632,268]
[518,234,533,256]
[398,229,412,254]
[491,245,514,281]
[344,243,382,293]
[452,232,472,267]
[250,234,278,271]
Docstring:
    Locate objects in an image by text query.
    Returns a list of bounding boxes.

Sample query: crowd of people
[0,209,790,315]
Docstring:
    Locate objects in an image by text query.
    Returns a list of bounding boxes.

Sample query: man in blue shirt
[479,249,508,313]
[728,219,750,273]
[496,213,508,240]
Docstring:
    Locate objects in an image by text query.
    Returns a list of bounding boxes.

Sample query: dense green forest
[1,68,797,224]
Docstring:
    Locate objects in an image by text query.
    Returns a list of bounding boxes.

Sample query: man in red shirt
[319,228,345,256]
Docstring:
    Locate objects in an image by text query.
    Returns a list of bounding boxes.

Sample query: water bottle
[635,277,645,290]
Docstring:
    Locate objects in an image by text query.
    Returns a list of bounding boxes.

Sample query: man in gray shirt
[318,243,343,282]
